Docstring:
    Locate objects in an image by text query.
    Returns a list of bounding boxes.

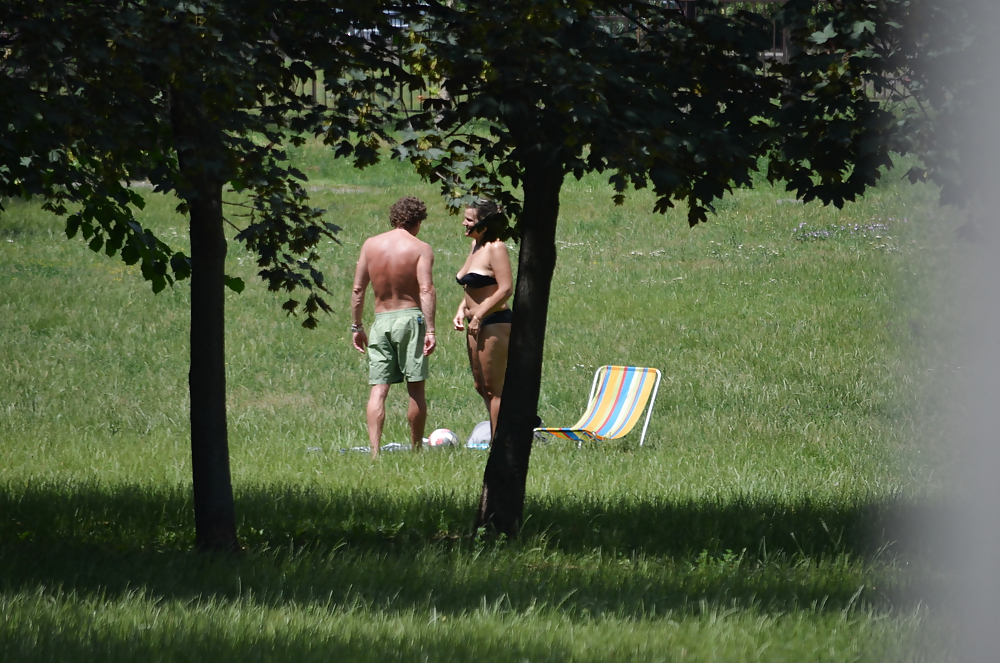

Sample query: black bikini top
[456,272,498,289]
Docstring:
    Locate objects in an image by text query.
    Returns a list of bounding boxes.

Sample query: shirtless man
[351,196,436,458]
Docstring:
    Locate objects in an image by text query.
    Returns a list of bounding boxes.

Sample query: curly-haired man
[351,196,436,458]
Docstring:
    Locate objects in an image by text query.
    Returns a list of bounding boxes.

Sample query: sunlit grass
[0,147,960,661]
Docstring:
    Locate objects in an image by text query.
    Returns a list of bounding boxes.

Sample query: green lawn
[0,146,958,661]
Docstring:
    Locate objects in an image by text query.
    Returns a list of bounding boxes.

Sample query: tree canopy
[403,0,917,222]
[2,0,415,319]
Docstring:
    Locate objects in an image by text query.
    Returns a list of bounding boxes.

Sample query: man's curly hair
[389,196,427,230]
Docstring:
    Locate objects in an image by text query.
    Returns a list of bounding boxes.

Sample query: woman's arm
[454,240,478,331]
[453,298,468,331]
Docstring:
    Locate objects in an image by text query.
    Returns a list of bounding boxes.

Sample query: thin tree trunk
[476,159,563,537]
[170,86,239,552]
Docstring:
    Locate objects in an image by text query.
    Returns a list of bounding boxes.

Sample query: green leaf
[66,217,81,240]
[224,276,245,294]
[121,243,140,265]
[171,253,192,281]
[851,20,875,38]
[809,24,838,45]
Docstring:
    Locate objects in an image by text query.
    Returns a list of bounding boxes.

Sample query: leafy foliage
[400,0,777,228]
[769,0,901,207]
[397,0,972,225]
[860,0,998,207]
[0,0,418,324]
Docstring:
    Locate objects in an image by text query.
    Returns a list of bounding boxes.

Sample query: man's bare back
[357,229,433,314]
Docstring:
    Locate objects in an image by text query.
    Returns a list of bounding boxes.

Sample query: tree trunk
[170,86,240,552]
[476,158,564,537]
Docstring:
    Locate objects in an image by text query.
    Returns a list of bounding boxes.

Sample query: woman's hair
[470,198,507,243]
[389,196,427,229]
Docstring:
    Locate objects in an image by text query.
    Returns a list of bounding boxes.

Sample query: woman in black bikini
[452,199,513,437]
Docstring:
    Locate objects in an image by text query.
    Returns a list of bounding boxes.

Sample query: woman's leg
[467,330,491,414]
[477,322,511,434]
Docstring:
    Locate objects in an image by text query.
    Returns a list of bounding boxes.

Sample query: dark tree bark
[170,86,240,552]
[476,157,564,537]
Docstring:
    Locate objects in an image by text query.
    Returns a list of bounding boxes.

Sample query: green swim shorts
[368,307,429,384]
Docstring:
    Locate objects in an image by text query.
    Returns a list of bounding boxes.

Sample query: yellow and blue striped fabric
[536,366,660,442]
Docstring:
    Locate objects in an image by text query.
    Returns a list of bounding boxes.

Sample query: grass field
[0,145,962,661]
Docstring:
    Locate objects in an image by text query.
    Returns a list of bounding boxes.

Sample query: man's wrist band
[351,324,363,333]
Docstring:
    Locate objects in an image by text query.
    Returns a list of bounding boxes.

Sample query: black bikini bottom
[467,308,513,327]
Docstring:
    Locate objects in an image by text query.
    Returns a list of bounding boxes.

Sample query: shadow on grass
[0,481,938,617]
[2,609,576,663]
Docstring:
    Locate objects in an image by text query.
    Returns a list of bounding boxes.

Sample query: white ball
[427,428,459,447]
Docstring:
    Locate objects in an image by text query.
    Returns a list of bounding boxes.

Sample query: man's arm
[351,242,371,354]
[416,243,436,356]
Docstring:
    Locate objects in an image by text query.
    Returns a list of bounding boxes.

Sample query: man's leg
[367,383,391,459]
[406,380,427,451]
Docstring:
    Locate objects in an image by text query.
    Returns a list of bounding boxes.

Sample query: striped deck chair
[535,365,662,448]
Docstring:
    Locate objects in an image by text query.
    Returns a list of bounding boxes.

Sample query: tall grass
[0,145,960,661]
